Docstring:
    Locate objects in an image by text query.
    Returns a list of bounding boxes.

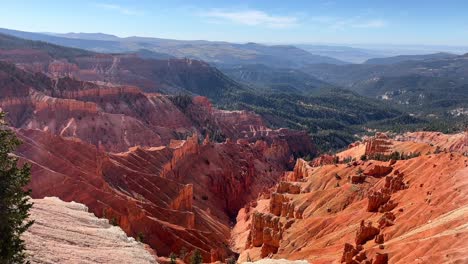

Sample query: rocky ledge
[23,197,158,264]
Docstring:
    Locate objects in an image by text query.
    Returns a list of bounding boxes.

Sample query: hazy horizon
[1,0,467,47]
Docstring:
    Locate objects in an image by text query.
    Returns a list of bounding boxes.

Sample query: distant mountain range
[0,28,347,67]
[364,52,457,64]
[296,44,389,63]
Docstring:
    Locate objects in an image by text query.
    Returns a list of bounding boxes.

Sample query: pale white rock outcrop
[23,197,157,264]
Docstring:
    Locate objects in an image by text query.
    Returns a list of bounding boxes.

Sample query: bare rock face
[341,243,359,264]
[276,181,301,194]
[234,137,468,264]
[24,197,157,264]
[367,190,391,212]
[270,193,289,216]
[363,165,393,178]
[289,159,311,181]
[373,253,389,264]
[0,60,318,262]
[169,184,194,212]
[248,212,284,258]
[365,133,393,156]
[355,221,380,245]
[395,131,468,154]
[351,174,367,184]
[384,174,407,193]
[0,67,194,152]
[378,212,396,229]
[310,154,335,167]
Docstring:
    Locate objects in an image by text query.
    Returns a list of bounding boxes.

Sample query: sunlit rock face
[233,136,468,263]
[23,197,158,264]
[0,61,316,262]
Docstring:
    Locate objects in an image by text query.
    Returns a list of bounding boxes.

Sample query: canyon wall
[233,137,468,263]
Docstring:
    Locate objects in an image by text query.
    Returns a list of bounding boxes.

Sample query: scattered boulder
[355,221,380,245]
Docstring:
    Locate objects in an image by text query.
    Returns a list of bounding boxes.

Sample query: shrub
[190,249,203,264]
[334,173,342,180]
[170,94,193,112]
[169,253,177,264]
[226,256,237,264]
[136,232,145,242]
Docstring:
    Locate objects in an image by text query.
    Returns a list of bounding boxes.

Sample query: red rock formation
[276,181,301,194]
[355,220,380,245]
[0,52,318,262]
[248,212,284,258]
[310,154,336,167]
[170,184,194,212]
[188,96,315,159]
[367,190,391,212]
[341,243,359,264]
[351,175,367,184]
[234,137,468,263]
[365,133,393,156]
[363,164,393,178]
[289,159,311,181]
[269,193,289,217]
[373,253,389,264]
[395,131,467,154]
[384,174,406,193]
[377,212,396,229]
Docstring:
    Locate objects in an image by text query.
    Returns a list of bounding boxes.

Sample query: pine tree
[0,112,34,264]
[190,249,203,264]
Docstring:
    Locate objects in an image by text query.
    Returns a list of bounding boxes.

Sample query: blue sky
[1,0,467,45]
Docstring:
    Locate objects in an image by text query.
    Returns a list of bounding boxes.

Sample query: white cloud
[201,9,298,28]
[310,16,387,30]
[352,19,386,28]
[95,3,142,16]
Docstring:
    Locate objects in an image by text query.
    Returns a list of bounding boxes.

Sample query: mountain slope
[233,133,468,263]
[0,32,421,151]
[364,52,457,65]
[0,28,347,67]
[219,64,333,95]
[302,55,468,127]
[0,32,246,98]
